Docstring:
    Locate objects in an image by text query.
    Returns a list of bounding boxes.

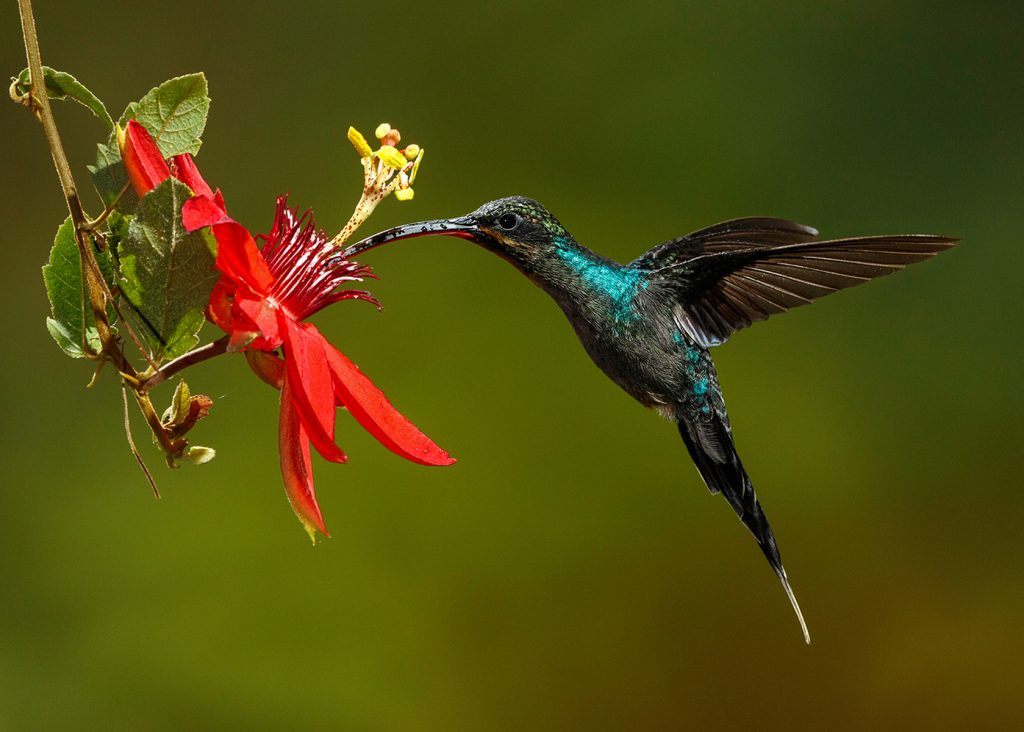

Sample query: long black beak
[342,216,479,259]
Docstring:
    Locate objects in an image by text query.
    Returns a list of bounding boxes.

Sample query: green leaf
[88,139,138,213]
[118,179,219,361]
[161,380,192,425]
[15,66,113,130]
[117,73,211,157]
[42,218,116,358]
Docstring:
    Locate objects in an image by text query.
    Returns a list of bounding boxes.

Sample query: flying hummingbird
[343,197,956,643]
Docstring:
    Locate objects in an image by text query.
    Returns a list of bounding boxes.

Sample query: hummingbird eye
[497,213,521,231]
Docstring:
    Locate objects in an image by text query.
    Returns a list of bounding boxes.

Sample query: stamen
[260,196,378,321]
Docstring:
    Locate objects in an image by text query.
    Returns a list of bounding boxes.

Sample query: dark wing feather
[635,217,820,271]
[635,220,957,348]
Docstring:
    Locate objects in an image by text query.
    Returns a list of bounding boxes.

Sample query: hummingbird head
[342,196,572,275]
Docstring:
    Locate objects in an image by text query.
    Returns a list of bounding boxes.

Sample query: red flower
[123,119,455,539]
[120,119,226,210]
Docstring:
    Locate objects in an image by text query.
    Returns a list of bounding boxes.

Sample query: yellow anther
[374,122,391,140]
[347,126,373,158]
[403,144,420,160]
[376,145,407,170]
[394,187,415,201]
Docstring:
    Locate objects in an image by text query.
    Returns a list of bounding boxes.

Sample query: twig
[83,182,130,231]
[122,384,160,498]
[140,335,230,392]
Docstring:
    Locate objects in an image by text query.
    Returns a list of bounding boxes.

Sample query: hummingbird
[344,197,956,643]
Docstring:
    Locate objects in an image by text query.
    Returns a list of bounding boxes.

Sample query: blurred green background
[3,0,1022,728]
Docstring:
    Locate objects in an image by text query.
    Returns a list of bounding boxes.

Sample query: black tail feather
[677,416,810,643]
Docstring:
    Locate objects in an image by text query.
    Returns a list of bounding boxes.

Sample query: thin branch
[83,182,130,231]
[122,384,160,498]
[140,335,230,392]
[17,0,135,378]
[17,0,85,224]
[132,388,185,467]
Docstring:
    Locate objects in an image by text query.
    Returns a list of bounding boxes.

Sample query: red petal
[170,153,215,198]
[182,194,232,231]
[323,339,455,466]
[280,371,329,540]
[209,222,275,294]
[206,279,236,332]
[234,295,281,348]
[246,350,285,389]
[121,120,170,196]
[281,316,347,464]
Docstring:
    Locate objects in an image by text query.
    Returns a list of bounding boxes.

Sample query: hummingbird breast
[558,280,710,414]
[531,239,719,418]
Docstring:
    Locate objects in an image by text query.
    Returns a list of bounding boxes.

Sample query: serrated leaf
[15,66,113,130]
[118,179,218,361]
[42,218,116,358]
[117,73,210,158]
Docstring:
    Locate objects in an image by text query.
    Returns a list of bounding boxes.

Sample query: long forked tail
[677,416,810,643]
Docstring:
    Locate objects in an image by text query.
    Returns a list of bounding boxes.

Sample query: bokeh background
[3,1,1022,728]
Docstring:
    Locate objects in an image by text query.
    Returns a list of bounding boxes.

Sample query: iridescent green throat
[553,238,647,323]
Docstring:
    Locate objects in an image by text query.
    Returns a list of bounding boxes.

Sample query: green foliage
[14,66,113,130]
[88,73,210,212]
[161,379,196,428]
[88,138,137,212]
[41,217,115,358]
[118,179,219,361]
[117,73,211,157]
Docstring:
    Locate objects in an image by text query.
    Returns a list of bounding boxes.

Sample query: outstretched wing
[632,218,957,348]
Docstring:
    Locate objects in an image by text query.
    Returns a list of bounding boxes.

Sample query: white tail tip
[780,571,811,644]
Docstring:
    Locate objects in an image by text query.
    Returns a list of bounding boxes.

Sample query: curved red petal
[209,222,274,294]
[281,316,347,464]
[182,194,232,231]
[323,339,455,467]
[121,120,170,196]
[246,350,285,390]
[170,153,215,198]
[235,295,281,348]
[206,279,236,332]
[280,372,329,540]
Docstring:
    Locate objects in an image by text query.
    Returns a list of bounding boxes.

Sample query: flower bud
[184,446,217,465]
[120,119,171,196]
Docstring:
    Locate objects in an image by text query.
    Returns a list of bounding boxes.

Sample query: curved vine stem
[17,0,127,368]
[17,0,229,479]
